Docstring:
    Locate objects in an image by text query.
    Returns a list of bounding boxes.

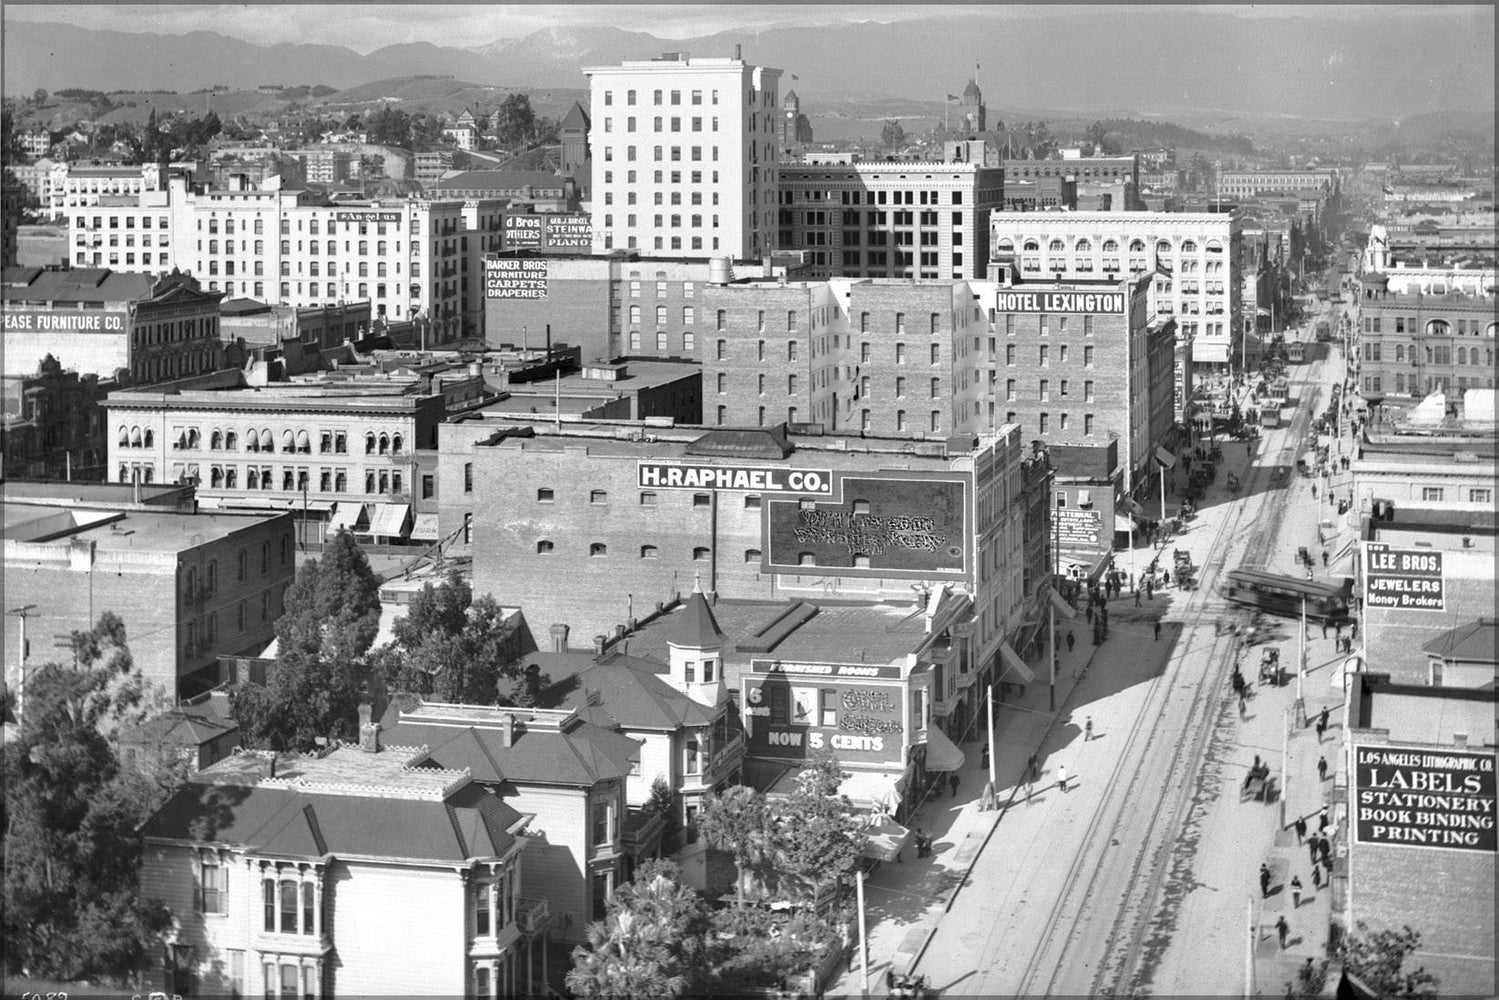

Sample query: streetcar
[1221,569,1352,623]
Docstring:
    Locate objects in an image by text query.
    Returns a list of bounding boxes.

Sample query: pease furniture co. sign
[1353,744,1496,853]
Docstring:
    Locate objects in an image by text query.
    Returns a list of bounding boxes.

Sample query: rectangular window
[200,855,226,914]
[1421,487,1444,502]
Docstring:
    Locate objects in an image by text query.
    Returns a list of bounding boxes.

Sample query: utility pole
[856,868,869,998]
[986,684,997,790]
[8,605,38,729]
[1050,486,1060,712]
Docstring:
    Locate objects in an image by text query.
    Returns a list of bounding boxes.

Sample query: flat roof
[3,502,284,553]
[1,480,190,506]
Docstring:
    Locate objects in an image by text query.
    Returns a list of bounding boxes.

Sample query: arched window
[640,545,659,559]
[143,429,154,448]
[119,426,130,447]
[1427,319,1450,336]
[129,426,142,447]
[1023,240,1040,252]
[1048,239,1065,252]
[295,430,310,453]
[1181,240,1198,253]
[1129,239,1145,252]
[260,429,273,452]
[378,434,389,455]
[1102,239,1119,253]
[995,240,1014,251]
[186,428,200,449]
[281,430,295,453]
[1205,240,1223,253]
[1155,240,1173,256]
[536,540,554,554]
[590,543,608,557]
[1075,238,1092,253]
[1395,344,1404,362]
[391,433,403,454]
[366,433,377,455]
[1458,347,1467,364]
[225,467,237,488]
[210,429,223,450]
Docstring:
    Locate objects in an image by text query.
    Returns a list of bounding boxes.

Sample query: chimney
[594,633,608,654]
[358,698,380,752]
[501,712,516,748]
[549,623,569,652]
[734,44,742,60]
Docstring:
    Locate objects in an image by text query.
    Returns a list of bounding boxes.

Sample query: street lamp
[8,605,38,729]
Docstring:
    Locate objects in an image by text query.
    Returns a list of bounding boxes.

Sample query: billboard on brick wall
[741,660,906,765]
[763,472,968,579]
[638,462,833,495]
[484,258,548,299]
[993,289,1127,314]
[1364,543,1445,611]
[1353,744,1496,853]
[504,214,543,247]
[544,215,592,249]
[1055,507,1106,549]
[2,309,130,378]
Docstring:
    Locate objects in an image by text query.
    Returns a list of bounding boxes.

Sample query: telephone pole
[8,605,39,729]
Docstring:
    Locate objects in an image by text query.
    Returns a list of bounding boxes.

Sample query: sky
[3,2,1484,53]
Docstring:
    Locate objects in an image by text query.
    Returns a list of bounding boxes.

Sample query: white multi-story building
[43,162,167,218]
[585,51,781,259]
[989,211,1243,372]
[1217,170,1338,198]
[66,177,505,344]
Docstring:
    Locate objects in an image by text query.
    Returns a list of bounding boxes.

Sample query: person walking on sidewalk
[1322,619,1329,639]
[1316,706,1329,742]
[1084,717,1094,741]
[1260,863,1272,898]
[1318,755,1328,782]
[1135,588,1142,607]
[1294,814,1307,844]
[1311,863,1323,891]
[949,773,960,798]
[1067,630,1076,652]
[1308,833,1320,868]
[1291,874,1303,908]
[1058,765,1069,792]
[1318,805,1329,831]
[1277,914,1290,949]
[1027,753,1039,785]
[1154,620,1162,641]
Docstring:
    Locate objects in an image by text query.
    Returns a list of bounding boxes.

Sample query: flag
[947,94,960,102]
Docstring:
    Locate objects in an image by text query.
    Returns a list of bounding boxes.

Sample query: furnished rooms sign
[485,258,548,299]
[1353,745,1495,853]
[1364,543,1445,611]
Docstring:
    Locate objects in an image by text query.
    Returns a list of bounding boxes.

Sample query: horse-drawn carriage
[1258,647,1284,686]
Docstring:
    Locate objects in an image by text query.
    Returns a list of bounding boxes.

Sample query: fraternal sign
[637,462,834,495]
[1055,507,1105,548]
[484,258,548,299]
[994,290,1126,314]
[1353,745,1495,853]
[1364,543,1445,611]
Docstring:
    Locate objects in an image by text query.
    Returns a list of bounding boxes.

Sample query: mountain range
[4,11,1493,120]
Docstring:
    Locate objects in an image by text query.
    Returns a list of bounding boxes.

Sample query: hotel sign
[1353,745,1495,853]
[1364,543,1445,611]
[637,463,833,495]
[334,211,402,224]
[994,291,1126,314]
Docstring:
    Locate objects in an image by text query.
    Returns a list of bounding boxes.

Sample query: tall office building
[585,51,782,259]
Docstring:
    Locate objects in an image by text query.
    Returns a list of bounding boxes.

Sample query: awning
[298,500,335,514]
[410,512,441,541]
[999,642,1036,684]
[1155,446,1178,469]
[329,501,365,532]
[923,725,966,773]
[1114,514,1137,533]
[836,770,906,810]
[368,502,411,538]
[1046,585,1077,620]
[861,819,913,863]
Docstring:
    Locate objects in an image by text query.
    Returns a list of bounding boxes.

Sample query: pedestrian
[1318,805,1329,831]
[1260,863,1272,898]
[1086,605,1095,625]
[1154,620,1162,641]
[1322,619,1328,639]
[1239,691,1248,718]
[1322,549,1329,568]
[1311,483,1318,499]
[1277,914,1290,949]
[1146,581,1154,600]
[1311,863,1323,891]
[1067,630,1076,652]
[1318,755,1328,782]
[1335,621,1343,639]
[1294,814,1307,844]
[1058,765,1069,792]
[1316,706,1329,742]
[980,742,990,771]
[1349,621,1358,642]
[1291,874,1303,908]
[1320,834,1332,863]
[1084,716,1094,741]
[1163,569,1170,587]
[1135,588,1142,607]
[1027,753,1039,784]
[950,772,960,798]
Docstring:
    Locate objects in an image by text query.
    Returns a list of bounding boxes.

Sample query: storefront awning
[1114,514,1137,534]
[1154,446,1178,469]
[861,819,912,863]
[1046,586,1077,620]
[837,770,905,811]
[999,642,1036,685]
[298,499,335,514]
[368,502,411,538]
[410,512,441,541]
[329,501,365,532]
[923,725,966,773]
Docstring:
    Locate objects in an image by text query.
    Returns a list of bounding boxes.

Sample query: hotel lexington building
[2,266,225,383]
[585,51,782,259]
[989,210,1243,374]
[66,177,506,343]
[775,161,1004,280]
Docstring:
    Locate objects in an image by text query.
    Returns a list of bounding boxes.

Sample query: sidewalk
[827,626,1103,998]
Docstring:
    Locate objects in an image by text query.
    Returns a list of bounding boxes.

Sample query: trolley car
[1222,569,1352,623]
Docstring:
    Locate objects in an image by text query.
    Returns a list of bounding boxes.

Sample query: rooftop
[537,656,716,731]
[2,502,286,553]
[433,170,568,192]
[1421,618,1498,664]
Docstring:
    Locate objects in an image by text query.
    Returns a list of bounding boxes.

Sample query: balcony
[708,730,746,778]
[622,808,667,859]
[515,896,549,936]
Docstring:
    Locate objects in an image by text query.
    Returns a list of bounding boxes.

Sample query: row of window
[602,88,721,107]
[601,168,720,188]
[995,237,1225,255]
[121,427,408,455]
[1368,316,1497,337]
[1367,343,1494,366]
[1374,373,1497,394]
[602,115,723,133]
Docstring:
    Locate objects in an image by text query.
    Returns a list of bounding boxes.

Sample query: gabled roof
[381,710,641,787]
[543,657,716,731]
[667,585,725,650]
[1421,618,1498,663]
[560,101,590,131]
[685,424,793,459]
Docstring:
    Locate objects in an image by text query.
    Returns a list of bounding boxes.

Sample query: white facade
[65,179,505,343]
[586,54,782,260]
[990,211,1242,368]
[44,162,165,218]
[1217,170,1337,197]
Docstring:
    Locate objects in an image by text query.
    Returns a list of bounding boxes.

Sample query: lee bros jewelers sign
[1353,745,1496,853]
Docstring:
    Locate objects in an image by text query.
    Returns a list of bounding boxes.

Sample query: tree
[232,530,381,750]
[2,619,174,983]
[370,570,528,705]
[769,748,864,909]
[366,106,413,148]
[696,784,772,908]
[1342,922,1439,998]
[33,88,48,108]
[881,119,906,151]
[566,860,710,999]
[646,775,683,855]
[493,93,537,148]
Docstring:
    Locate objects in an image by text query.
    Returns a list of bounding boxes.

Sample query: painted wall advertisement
[1353,745,1495,853]
[1364,543,1445,611]
[333,211,402,224]
[484,258,548,299]
[742,660,905,765]
[1055,507,1106,549]
[504,214,543,248]
[504,213,591,250]
[764,473,968,578]
[2,309,129,378]
[638,462,833,495]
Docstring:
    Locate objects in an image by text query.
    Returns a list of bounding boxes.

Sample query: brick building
[1,354,112,480]
[139,741,541,998]
[2,482,294,700]
[586,51,782,258]
[2,266,225,384]
[774,160,1003,280]
[1353,273,1496,410]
